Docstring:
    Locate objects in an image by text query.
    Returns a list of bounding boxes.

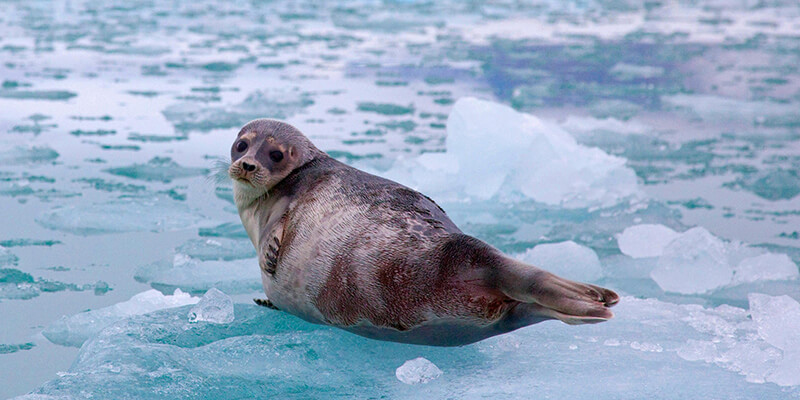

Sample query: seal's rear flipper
[254,298,279,310]
[497,259,619,325]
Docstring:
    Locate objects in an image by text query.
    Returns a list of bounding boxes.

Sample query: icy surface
[135,255,261,295]
[36,196,204,235]
[516,241,603,282]
[733,254,798,285]
[3,0,800,397]
[188,288,234,324]
[42,289,198,347]
[617,224,680,259]
[395,357,443,385]
[18,297,800,399]
[384,98,641,208]
[651,227,798,294]
[175,238,256,261]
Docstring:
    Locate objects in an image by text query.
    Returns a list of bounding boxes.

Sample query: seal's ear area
[287,146,297,161]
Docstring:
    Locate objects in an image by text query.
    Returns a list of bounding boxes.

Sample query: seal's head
[229,119,321,206]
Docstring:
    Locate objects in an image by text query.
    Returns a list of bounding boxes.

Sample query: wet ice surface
[1,0,800,398]
[14,295,800,399]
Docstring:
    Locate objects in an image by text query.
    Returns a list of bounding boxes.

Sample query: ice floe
[18,295,800,399]
[382,97,641,209]
[515,241,603,282]
[42,289,198,347]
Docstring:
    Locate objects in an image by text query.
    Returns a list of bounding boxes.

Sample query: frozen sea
[1,0,800,398]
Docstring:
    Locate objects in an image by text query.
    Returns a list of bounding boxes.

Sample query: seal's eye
[269,150,284,163]
[235,140,248,152]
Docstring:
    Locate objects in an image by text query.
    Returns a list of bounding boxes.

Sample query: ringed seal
[229,119,619,346]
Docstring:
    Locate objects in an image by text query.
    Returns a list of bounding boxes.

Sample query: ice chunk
[36,195,203,235]
[733,254,798,284]
[651,227,798,294]
[651,227,733,294]
[395,357,442,385]
[617,224,680,258]
[516,241,602,282]
[748,294,800,352]
[383,97,641,209]
[135,256,261,295]
[42,289,198,347]
[747,294,800,386]
[104,157,209,183]
[188,288,234,324]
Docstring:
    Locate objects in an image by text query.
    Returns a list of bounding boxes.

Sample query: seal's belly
[261,270,326,325]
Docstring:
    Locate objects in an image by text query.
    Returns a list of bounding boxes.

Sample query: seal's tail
[496,258,619,325]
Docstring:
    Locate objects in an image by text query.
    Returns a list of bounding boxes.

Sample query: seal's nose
[242,162,256,172]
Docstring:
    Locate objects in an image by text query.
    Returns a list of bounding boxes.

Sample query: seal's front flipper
[259,215,286,276]
[498,260,619,325]
[254,298,279,310]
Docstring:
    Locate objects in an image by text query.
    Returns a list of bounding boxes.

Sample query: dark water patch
[0,343,34,354]
[70,129,116,136]
[97,144,141,151]
[326,150,383,162]
[0,89,77,101]
[377,120,417,132]
[0,267,111,300]
[779,231,799,240]
[128,133,188,143]
[202,62,239,72]
[327,107,347,115]
[0,239,61,247]
[257,62,286,69]
[43,266,70,271]
[2,80,32,89]
[356,102,414,116]
[375,80,408,86]
[158,188,187,201]
[70,115,112,121]
[127,90,160,97]
[74,178,147,194]
[725,168,800,200]
[473,38,702,110]
[667,198,714,210]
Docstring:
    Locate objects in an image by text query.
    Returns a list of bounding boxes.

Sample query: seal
[230,119,619,346]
